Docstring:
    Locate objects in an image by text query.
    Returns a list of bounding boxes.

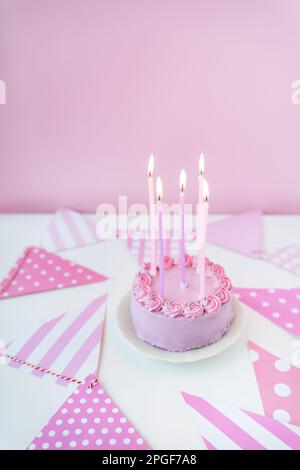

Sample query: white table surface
[0,214,300,450]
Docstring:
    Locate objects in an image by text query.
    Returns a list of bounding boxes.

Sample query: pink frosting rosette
[135,284,151,303]
[163,256,173,270]
[137,271,152,286]
[215,287,230,304]
[143,262,151,271]
[183,302,204,318]
[145,295,164,312]
[184,254,193,268]
[211,264,225,278]
[203,295,221,314]
[205,257,213,267]
[162,301,183,318]
[220,276,232,290]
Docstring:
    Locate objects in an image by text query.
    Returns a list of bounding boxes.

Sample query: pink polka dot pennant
[233,287,300,336]
[247,341,300,426]
[28,374,150,450]
[0,246,108,300]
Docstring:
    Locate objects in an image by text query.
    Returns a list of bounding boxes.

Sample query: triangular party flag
[233,287,300,336]
[28,374,150,450]
[262,245,300,277]
[41,208,100,252]
[6,294,107,386]
[202,437,217,450]
[207,210,263,257]
[247,341,300,427]
[0,246,108,300]
[182,391,300,450]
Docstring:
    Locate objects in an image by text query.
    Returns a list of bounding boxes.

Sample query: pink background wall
[0,0,299,213]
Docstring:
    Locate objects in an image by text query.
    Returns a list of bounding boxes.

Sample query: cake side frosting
[130,255,234,352]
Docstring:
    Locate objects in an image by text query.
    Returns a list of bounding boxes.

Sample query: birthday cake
[130,255,233,352]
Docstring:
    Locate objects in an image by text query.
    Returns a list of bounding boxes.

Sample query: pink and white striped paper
[182,391,300,450]
[28,374,150,450]
[41,208,99,252]
[0,246,108,300]
[233,287,300,336]
[247,341,300,426]
[262,245,300,277]
[7,294,107,386]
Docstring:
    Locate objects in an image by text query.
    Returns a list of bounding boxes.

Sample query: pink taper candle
[199,179,209,301]
[179,169,187,288]
[197,154,205,273]
[156,177,165,298]
[148,154,156,276]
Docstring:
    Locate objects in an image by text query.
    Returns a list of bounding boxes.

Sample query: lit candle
[179,169,187,287]
[197,153,205,273]
[156,177,165,298]
[148,154,156,276]
[199,179,209,301]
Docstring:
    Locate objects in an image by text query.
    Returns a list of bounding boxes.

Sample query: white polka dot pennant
[233,287,300,336]
[247,341,300,426]
[27,374,150,450]
[0,246,108,300]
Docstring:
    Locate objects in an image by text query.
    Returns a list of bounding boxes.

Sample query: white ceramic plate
[116,293,246,363]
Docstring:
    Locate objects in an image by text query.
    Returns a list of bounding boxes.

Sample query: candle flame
[203,179,209,202]
[148,154,154,177]
[199,153,205,175]
[179,169,187,192]
[156,176,163,201]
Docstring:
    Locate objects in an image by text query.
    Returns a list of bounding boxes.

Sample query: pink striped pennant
[233,287,300,336]
[6,294,107,386]
[247,341,300,426]
[0,246,108,300]
[28,374,150,450]
[182,391,300,450]
[202,437,217,450]
[42,208,100,252]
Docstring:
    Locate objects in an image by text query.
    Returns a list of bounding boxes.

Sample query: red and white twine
[0,352,83,385]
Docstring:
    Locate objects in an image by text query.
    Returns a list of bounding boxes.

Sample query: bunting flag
[262,245,300,277]
[207,210,263,257]
[6,294,107,386]
[182,391,300,450]
[233,287,300,336]
[247,341,300,426]
[0,246,108,300]
[28,374,150,450]
[202,437,217,450]
[41,208,99,252]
